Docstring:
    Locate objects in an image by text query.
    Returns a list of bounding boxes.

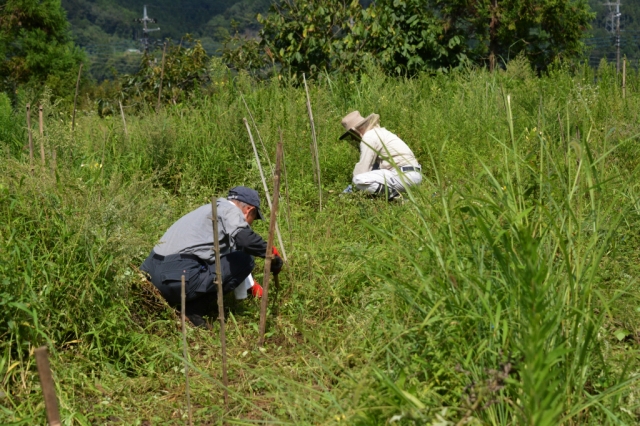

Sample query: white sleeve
[353,132,379,177]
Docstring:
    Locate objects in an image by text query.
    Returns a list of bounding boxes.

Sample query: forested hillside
[62,0,640,81]
[61,0,269,78]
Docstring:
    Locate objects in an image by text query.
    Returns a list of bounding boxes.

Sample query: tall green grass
[1,58,640,424]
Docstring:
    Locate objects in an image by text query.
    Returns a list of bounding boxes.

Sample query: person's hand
[251,281,263,297]
[270,252,283,274]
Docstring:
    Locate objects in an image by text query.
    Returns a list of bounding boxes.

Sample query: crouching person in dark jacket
[140,186,283,328]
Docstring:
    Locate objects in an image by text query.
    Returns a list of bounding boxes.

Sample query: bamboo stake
[623,57,627,99]
[281,148,294,253]
[26,104,34,172]
[157,43,167,112]
[119,101,128,136]
[100,129,107,180]
[34,346,61,426]
[242,118,287,262]
[39,105,46,165]
[258,138,283,347]
[181,275,193,426]
[51,149,57,177]
[241,94,273,172]
[303,74,322,211]
[211,197,229,407]
[72,63,83,132]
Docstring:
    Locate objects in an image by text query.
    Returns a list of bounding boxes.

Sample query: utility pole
[135,5,160,53]
[604,0,622,73]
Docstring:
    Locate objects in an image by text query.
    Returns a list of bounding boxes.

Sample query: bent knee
[353,174,372,186]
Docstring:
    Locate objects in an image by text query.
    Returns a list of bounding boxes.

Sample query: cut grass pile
[1,58,640,424]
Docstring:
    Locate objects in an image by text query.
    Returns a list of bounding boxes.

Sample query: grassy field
[2,58,640,425]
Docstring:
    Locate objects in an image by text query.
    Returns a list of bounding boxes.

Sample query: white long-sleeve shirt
[353,127,418,178]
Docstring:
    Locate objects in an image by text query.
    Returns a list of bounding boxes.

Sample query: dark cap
[227,186,265,220]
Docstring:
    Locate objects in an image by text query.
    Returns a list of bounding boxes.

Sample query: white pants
[353,169,422,195]
[234,273,255,300]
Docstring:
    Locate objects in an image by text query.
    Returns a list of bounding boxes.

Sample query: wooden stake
[211,197,229,407]
[72,63,83,132]
[243,118,288,262]
[303,74,322,211]
[181,275,193,426]
[26,104,34,172]
[34,346,61,426]
[119,101,128,136]
[157,43,167,112]
[258,137,283,347]
[622,57,627,99]
[39,105,46,165]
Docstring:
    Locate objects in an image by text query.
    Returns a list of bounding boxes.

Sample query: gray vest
[153,198,249,263]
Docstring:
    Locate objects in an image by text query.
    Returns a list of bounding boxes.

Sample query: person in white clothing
[339,111,422,200]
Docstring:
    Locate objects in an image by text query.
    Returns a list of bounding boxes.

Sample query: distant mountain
[61,0,269,79]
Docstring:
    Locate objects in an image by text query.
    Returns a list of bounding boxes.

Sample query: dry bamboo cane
[242,118,288,262]
[119,101,128,137]
[303,74,322,211]
[157,43,167,113]
[51,149,57,177]
[71,63,83,132]
[258,140,283,347]
[281,148,294,253]
[181,275,193,426]
[623,57,627,100]
[34,346,61,426]
[210,197,229,408]
[26,104,34,172]
[241,94,273,172]
[39,105,46,165]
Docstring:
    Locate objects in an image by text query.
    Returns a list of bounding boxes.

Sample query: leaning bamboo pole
[26,104,34,172]
[242,118,287,262]
[34,346,61,426]
[258,140,283,347]
[71,63,83,132]
[39,105,46,165]
[241,94,273,172]
[211,197,229,407]
[119,101,128,137]
[157,43,167,112]
[303,74,322,210]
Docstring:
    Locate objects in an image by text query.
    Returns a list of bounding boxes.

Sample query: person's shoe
[387,188,401,202]
[186,314,212,330]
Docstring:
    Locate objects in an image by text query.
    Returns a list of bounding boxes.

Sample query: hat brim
[339,129,353,140]
[339,114,376,140]
[255,207,265,220]
[339,128,362,141]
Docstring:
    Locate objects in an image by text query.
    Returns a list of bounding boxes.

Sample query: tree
[362,0,466,75]
[441,0,594,70]
[0,0,85,100]
[120,38,209,109]
[256,0,368,79]
[224,0,594,78]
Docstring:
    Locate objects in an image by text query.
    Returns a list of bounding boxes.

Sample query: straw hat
[339,111,378,140]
